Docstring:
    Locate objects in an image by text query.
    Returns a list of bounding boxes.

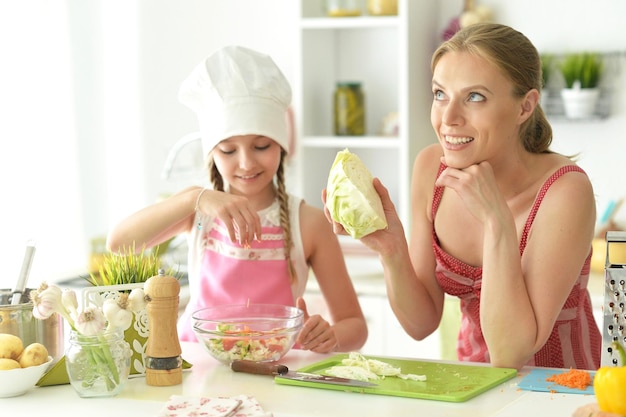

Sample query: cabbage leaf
[325,149,387,239]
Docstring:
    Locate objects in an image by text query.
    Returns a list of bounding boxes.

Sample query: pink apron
[178,218,294,341]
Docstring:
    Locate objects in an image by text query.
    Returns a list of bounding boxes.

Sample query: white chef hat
[178,45,292,157]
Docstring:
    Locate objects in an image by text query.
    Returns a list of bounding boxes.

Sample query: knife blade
[230,360,377,387]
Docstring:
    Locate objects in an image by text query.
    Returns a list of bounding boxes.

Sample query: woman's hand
[322,178,405,257]
[434,159,507,225]
[321,188,349,236]
[196,188,262,246]
[295,297,338,353]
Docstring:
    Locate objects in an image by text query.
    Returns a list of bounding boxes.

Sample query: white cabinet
[359,294,442,360]
[294,0,443,361]
[292,0,437,230]
[304,281,443,360]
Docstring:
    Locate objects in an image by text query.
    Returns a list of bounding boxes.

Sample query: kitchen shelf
[292,0,437,230]
[543,89,612,121]
[302,135,400,148]
[301,16,398,29]
[541,51,621,121]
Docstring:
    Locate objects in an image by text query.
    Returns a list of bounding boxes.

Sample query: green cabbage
[325,149,387,239]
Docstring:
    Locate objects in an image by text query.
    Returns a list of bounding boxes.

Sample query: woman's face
[212,134,282,198]
[430,51,530,169]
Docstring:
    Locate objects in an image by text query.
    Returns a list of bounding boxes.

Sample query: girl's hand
[295,297,338,353]
[196,188,262,246]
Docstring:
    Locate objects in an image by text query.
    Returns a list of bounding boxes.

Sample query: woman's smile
[444,135,474,145]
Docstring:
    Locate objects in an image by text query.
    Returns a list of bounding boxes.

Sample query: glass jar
[65,328,131,398]
[334,82,365,136]
[326,0,362,17]
[367,0,397,16]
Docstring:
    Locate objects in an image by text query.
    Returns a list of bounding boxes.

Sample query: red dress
[433,164,601,369]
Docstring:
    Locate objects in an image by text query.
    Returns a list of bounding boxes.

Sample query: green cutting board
[275,354,518,403]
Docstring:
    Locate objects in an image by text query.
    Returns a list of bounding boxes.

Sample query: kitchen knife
[230,360,377,387]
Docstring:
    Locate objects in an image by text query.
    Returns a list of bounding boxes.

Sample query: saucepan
[0,288,64,365]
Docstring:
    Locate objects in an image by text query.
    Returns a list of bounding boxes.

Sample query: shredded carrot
[546,369,591,390]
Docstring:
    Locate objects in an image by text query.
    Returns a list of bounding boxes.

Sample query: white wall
[0,1,85,290]
[107,0,299,224]
[0,0,299,289]
[2,0,624,288]
[133,0,626,234]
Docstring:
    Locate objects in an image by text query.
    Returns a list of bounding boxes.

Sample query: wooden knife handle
[230,360,288,376]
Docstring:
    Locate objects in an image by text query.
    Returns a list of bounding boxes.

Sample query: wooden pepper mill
[144,269,182,386]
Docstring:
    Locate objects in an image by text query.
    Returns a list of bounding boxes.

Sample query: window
[0,0,142,288]
[0,1,84,288]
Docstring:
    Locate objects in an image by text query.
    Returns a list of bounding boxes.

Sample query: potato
[0,333,24,360]
[0,358,20,370]
[18,342,48,368]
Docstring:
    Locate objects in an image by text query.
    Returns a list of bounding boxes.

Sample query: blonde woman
[325,23,601,370]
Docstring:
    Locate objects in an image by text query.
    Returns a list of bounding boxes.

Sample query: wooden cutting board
[275,354,518,403]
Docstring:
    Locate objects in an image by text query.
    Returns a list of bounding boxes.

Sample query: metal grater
[601,231,626,367]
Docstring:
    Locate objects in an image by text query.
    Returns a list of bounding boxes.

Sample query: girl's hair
[431,23,553,154]
[208,148,297,283]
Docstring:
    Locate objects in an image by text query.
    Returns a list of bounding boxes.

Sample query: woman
[325,23,601,370]
[108,45,367,353]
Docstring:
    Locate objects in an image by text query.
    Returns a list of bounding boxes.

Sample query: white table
[4,342,596,417]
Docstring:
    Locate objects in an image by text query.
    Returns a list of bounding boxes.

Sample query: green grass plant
[559,52,603,89]
[540,53,555,88]
[86,242,181,286]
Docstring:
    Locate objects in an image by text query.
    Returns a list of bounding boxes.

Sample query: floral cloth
[157,394,272,417]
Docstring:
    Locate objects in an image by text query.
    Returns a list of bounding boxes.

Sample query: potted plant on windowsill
[559,52,603,119]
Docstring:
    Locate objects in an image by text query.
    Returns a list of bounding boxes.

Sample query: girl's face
[430,51,533,169]
[212,134,282,199]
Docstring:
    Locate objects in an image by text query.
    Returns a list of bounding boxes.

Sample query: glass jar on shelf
[367,0,397,16]
[334,82,365,136]
[326,0,362,17]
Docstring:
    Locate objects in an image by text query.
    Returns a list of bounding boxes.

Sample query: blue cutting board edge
[517,368,595,395]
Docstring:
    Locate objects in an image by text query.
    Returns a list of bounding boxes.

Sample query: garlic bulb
[62,289,79,321]
[76,306,107,336]
[30,282,63,320]
[128,288,148,313]
[103,297,133,331]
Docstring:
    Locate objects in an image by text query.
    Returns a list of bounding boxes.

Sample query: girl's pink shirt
[178,195,308,342]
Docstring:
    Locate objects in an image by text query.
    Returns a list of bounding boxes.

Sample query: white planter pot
[560,88,600,119]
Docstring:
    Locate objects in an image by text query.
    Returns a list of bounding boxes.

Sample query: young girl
[107,45,367,353]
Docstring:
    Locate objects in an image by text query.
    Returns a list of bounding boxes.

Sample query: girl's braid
[208,158,224,191]
[276,150,296,283]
